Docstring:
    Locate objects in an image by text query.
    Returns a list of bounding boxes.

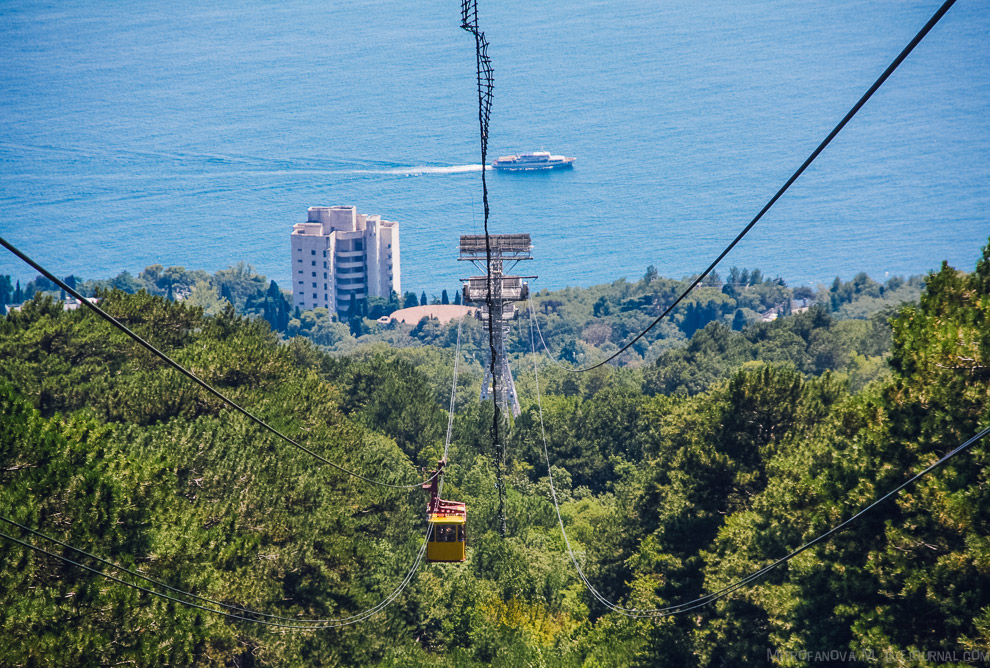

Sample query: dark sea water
[1,0,987,295]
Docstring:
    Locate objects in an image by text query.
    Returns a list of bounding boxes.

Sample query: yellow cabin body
[427,515,466,562]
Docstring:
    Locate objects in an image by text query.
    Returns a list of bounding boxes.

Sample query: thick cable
[560,0,957,372]
[0,234,434,491]
[527,304,989,617]
[461,0,506,536]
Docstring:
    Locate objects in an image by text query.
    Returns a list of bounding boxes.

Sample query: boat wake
[347,164,490,176]
[0,142,490,177]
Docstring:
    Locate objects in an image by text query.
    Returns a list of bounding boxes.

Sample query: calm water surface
[0,0,987,294]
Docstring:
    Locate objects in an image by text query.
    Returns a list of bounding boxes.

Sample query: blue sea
[0,0,987,296]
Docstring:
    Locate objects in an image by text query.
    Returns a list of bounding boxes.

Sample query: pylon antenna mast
[459,234,534,418]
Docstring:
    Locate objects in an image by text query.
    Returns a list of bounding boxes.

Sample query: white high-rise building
[290,205,401,315]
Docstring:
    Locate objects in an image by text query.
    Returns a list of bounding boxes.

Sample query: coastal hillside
[0,241,986,666]
[2,260,923,366]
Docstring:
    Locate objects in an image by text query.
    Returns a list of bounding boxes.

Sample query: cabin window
[433,525,462,542]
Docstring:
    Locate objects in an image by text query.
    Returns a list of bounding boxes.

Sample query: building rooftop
[387,304,476,325]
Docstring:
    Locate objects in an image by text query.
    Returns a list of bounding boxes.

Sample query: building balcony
[336,249,365,259]
[335,260,365,270]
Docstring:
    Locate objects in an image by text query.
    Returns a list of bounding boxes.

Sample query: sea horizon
[1,0,987,295]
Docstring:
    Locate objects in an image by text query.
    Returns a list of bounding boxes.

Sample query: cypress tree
[277,293,290,332]
[0,275,11,308]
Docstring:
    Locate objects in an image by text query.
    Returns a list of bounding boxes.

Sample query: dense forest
[0,241,987,666]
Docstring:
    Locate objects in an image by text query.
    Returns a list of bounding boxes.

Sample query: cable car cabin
[423,460,467,563]
[427,507,466,562]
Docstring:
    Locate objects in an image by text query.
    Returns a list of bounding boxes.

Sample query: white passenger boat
[491,151,575,171]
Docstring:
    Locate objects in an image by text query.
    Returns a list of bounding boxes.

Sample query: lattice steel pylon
[459,234,534,418]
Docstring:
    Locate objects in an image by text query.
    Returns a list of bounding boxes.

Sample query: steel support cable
[528,295,576,373]
[526,305,617,611]
[0,235,435,491]
[438,318,463,500]
[0,525,429,630]
[0,325,465,627]
[0,329,464,628]
[544,0,959,373]
[444,319,463,457]
[527,304,990,617]
[604,423,990,618]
